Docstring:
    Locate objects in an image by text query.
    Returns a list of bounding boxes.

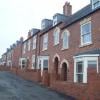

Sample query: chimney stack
[63,2,72,16]
[28,31,31,38]
[20,37,23,43]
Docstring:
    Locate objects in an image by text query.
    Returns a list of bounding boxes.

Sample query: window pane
[94,1,100,8]
[83,34,91,43]
[33,36,36,49]
[77,74,83,83]
[63,32,68,49]
[76,62,83,73]
[88,61,97,68]
[54,29,59,45]
[43,34,48,49]
[82,23,91,35]
[43,60,48,68]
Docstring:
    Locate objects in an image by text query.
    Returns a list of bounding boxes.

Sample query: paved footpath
[0,71,75,100]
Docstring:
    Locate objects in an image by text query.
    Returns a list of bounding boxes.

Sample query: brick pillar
[42,69,50,86]
[88,67,100,100]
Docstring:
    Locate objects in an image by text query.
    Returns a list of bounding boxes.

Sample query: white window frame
[28,40,31,51]
[32,55,35,69]
[92,0,100,9]
[53,27,60,46]
[33,36,37,50]
[80,21,92,46]
[20,58,27,69]
[37,56,49,75]
[74,54,99,83]
[23,42,26,54]
[43,33,48,51]
[61,30,70,50]
[53,16,57,26]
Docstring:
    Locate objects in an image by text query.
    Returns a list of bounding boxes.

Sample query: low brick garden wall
[49,68,100,100]
[0,66,100,100]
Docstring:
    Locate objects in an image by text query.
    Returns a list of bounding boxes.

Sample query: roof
[39,22,62,36]
[40,4,100,35]
[23,30,40,43]
[75,49,100,56]
[62,4,100,29]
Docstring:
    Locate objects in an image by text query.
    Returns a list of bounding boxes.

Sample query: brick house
[6,48,13,67]
[12,37,23,67]
[1,53,7,66]
[20,28,40,69]
[37,0,100,83]
[0,0,99,84]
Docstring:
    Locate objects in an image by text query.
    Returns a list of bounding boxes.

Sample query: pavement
[0,71,75,100]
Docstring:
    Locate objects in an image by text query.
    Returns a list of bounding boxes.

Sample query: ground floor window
[74,55,99,83]
[32,55,35,69]
[7,61,12,67]
[37,56,49,75]
[19,58,27,69]
[76,61,83,83]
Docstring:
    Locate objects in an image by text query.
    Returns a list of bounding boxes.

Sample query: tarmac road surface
[0,71,75,100]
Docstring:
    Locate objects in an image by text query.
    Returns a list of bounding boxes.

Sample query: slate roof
[23,30,40,43]
[39,22,62,36]
[75,49,100,56]
[62,4,100,29]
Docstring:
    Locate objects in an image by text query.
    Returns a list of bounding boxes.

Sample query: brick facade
[0,1,100,99]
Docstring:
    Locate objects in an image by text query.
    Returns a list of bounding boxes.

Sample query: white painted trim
[73,54,99,59]
[61,29,70,50]
[53,27,60,46]
[31,55,35,69]
[37,56,49,76]
[32,35,37,50]
[91,0,100,9]
[52,53,60,62]
[42,33,48,51]
[80,21,92,46]
[74,55,99,83]
[60,59,69,69]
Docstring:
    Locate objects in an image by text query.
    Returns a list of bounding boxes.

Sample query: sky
[0,0,90,57]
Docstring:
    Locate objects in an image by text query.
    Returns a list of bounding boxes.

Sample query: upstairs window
[53,16,57,26]
[28,40,31,51]
[32,55,35,69]
[81,21,92,46]
[62,30,70,49]
[43,33,48,50]
[92,0,100,9]
[53,27,60,46]
[33,36,37,50]
[23,42,26,54]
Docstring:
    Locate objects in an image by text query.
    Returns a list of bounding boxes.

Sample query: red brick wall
[0,66,100,99]
[39,10,100,83]
[22,34,39,69]
[12,43,22,67]
[49,67,100,100]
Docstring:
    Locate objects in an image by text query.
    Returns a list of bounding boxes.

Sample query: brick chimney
[28,31,31,38]
[20,37,23,43]
[63,2,72,16]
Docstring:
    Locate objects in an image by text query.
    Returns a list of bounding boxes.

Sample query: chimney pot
[63,1,72,16]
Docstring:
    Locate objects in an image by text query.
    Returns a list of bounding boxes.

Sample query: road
[0,71,75,100]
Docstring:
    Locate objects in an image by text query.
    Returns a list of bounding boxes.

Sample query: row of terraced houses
[0,0,100,98]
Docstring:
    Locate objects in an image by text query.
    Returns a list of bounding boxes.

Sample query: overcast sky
[0,0,90,57]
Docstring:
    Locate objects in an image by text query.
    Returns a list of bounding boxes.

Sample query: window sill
[42,48,48,51]
[79,42,93,48]
[61,48,69,51]
[54,43,59,47]
[32,48,36,50]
